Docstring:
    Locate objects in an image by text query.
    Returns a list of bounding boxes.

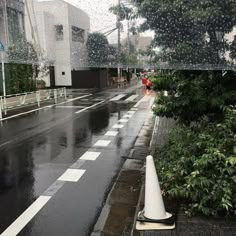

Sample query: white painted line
[56,105,85,109]
[110,94,126,101]
[94,140,111,147]
[119,119,129,123]
[1,196,51,236]
[113,124,124,129]
[0,106,51,122]
[58,169,86,182]
[57,94,92,105]
[131,107,139,110]
[133,95,149,107]
[105,131,119,136]
[80,151,101,161]
[127,111,136,114]
[75,100,105,114]
[125,95,139,101]
[123,114,133,118]
[0,94,92,122]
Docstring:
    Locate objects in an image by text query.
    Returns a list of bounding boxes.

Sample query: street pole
[1,52,7,115]
[1,52,6,98]
[117,0,121,80]
[127,17,130,81]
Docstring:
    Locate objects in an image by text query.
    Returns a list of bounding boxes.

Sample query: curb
[91,112,155,236]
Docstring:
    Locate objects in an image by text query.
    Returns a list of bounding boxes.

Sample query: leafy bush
[155,106,236,216]
[151,70,236,124]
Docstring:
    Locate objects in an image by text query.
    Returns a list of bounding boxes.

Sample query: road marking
[1,196,51,236]
[125,95,139,101]
[131,107,139,111]
[57,94,92,105]
[80,151,101,161]
[105,131,119,136]
[119,119,129,123]
[58,169,86,182]
[94,140,111,147]
[0,94,92,122]
[133,95,149,107]
[110,94,126,101]
[127,111,136,114]
[56,105,86,109]
[43,180,65,196]
[70,159,85,169]
[75,100,105,114]
[123,114,133,118]
[113,124,124,129]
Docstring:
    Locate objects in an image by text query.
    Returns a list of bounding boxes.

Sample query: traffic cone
[136,155,175,230]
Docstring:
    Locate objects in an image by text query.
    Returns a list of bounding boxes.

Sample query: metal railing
[0,87,67,119]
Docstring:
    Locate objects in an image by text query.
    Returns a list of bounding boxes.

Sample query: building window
[55,25,63,41]
[72,26,85,43]
[7,7,21,45]
[62,72,65,75]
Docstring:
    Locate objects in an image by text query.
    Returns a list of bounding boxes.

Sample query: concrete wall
[68,4,90,70]
[71,69,108,89]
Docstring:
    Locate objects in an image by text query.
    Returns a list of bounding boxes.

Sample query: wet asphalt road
[0,87,154,236]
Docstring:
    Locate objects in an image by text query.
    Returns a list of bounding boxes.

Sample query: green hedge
[155,106,236,216]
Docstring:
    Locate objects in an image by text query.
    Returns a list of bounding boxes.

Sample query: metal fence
[0,87,67,119]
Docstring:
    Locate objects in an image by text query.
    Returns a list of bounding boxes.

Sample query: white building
[25,0,90,87]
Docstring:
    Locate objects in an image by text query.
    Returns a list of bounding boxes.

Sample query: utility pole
[127,16,130,77]
[117,0,121,79]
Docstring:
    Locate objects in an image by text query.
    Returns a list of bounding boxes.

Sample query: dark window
[62,72,65,75]
[55,24,63,41]
[72,26,85,43]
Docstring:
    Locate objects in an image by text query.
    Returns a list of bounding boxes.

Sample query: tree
[6,35,38,94]
[133,0,236,65]
[86,33,109,67]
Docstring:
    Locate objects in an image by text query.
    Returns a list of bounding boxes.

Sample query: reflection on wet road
[0,88,155,236]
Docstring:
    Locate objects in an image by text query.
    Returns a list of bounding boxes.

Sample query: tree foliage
[155,106,236,216]
[86,33,109,67]
[133,0,236,65]
[151,70,236,123]
[4,35,38,94]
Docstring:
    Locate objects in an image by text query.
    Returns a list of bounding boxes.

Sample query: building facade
[25,0,90,87]
[0,0,25,49]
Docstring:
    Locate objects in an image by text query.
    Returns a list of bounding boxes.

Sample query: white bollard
[136,155,175,230]
[64,87,67,100]
[54,89,57,104]
[36,91,40,107]
[0,104,2,119]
